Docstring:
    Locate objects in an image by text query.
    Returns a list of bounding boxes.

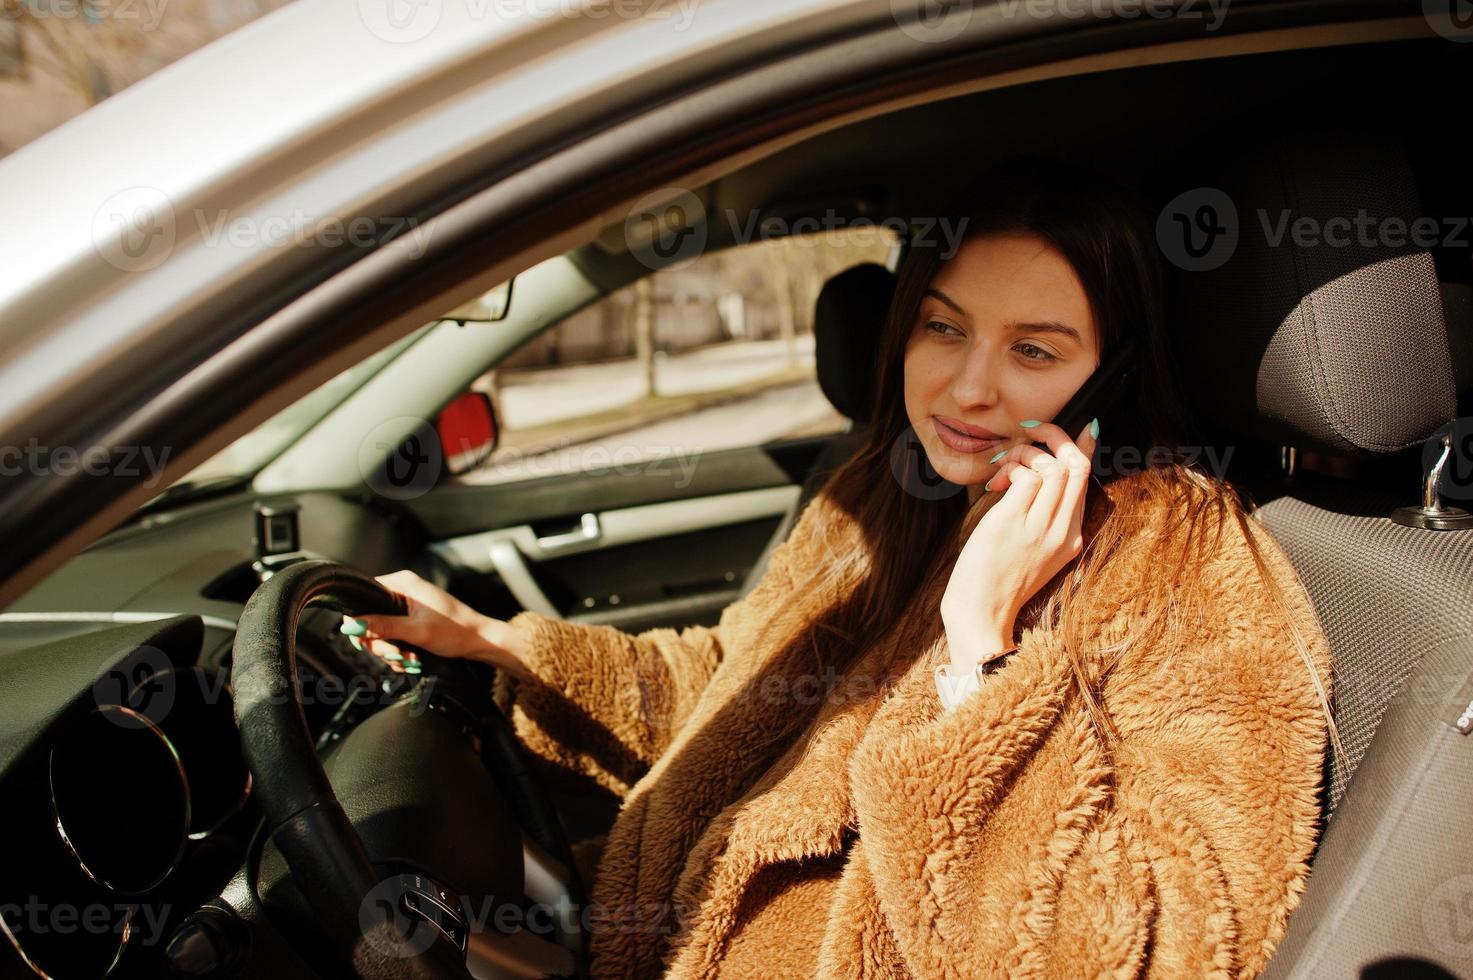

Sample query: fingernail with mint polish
[1019,420,1041,428]
[988,448,1007,463]
[380,648,403,662]
[1089,417,1099,439]
[340,619,368,637]
[347,636,364,652]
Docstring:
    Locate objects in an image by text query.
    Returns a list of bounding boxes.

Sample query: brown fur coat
[492,465,1332,978]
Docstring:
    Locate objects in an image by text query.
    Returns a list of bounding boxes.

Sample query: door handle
[533,513,601,556]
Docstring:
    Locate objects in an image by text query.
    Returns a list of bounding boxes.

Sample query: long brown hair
[786,157,1343,779]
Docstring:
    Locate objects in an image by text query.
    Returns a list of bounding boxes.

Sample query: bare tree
[1,0,292,156]
[634,275,657,396]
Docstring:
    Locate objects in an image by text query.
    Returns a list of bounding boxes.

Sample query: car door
[401,228,893,635]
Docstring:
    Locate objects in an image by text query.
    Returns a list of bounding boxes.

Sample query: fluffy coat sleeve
[492,524,805,798]
[845,510,1332,978]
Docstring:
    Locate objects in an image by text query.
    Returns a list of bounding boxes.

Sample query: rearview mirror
[437,391,498,477]
[443,278,514,324]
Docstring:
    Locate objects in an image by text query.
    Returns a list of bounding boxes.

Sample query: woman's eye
[1015,342,1058,363]
[924,320,961,337]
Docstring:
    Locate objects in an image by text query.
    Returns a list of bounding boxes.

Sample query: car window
[172,325,431,490]
[448,229,899,487]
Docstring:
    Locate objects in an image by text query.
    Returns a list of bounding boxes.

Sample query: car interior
[2,27,1472,980]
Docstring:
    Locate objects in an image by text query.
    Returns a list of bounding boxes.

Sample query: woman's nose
[950,345,1000,408]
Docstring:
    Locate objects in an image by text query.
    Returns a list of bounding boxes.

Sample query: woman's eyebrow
[926,288,1084,345]
[1009,320,1084,344]
[930,288,1084,346]
[924,287,968,317]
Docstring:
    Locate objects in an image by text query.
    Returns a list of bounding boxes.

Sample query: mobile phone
[1041,338,1141,446]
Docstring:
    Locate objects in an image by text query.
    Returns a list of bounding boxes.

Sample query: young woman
[344,160,1339,978]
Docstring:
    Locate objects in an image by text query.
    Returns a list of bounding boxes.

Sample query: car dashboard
[0,489,433,979]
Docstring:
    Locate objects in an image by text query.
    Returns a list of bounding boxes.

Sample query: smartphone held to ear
[1041,339,1141,449]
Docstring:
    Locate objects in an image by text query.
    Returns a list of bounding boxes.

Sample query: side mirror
[437,391,498,477]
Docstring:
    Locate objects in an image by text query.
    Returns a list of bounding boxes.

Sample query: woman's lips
[932,417,1006,455]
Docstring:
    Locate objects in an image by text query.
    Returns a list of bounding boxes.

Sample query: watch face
[979,649,1018,675]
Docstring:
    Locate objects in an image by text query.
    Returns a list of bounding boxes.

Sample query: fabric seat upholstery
[1168,113,1473,976]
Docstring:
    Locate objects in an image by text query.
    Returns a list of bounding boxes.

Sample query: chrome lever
[533,512,601,554]
[1392,431,1473,530]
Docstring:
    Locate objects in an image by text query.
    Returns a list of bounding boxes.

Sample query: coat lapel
[661,479,1140,973]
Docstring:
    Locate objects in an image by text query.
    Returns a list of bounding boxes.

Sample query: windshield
[160,326,431,497]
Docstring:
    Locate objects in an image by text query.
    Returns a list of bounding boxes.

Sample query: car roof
[0,0,1437,602]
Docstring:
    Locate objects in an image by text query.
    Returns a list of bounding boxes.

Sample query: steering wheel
[231,560,585,979]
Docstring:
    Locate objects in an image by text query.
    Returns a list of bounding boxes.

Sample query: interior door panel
[409,439,832,633]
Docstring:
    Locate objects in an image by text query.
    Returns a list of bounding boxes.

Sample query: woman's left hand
[939,420,1097,670]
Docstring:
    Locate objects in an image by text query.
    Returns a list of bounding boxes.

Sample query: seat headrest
[1170,118,1456,457]
[814,263,896,424]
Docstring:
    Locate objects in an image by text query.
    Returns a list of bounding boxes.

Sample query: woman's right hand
[341,569,529,680]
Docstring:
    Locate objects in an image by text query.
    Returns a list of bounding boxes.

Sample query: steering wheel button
[401,888,467,950]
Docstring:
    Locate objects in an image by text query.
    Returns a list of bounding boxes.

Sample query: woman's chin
[926,451,992,488]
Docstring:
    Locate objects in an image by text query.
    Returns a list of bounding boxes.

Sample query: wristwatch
[934,646,1019,711]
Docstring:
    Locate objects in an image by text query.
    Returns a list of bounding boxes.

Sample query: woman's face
[903,232,1101,491]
